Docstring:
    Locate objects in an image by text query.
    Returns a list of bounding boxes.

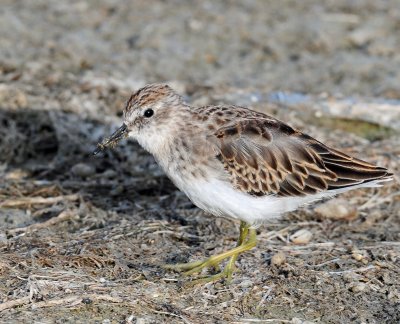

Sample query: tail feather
[314,143,393,191]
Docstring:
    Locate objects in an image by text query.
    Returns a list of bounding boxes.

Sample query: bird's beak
[93,123,128,155]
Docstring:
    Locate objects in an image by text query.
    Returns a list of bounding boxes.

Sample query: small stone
[343,272,362,283]
[352,249,368,263]
[239,279,253,288]
[81,297,92,304]
[0,84,28,110]
[352,252,364,262]
[314,198,358,221]
[71,163,95,178]
[102,169,117,178]
[5,169,29,180]
[347,27,384,47]
[110,185,124,196]
[271,252,286,266]
[188,19,203,31]
[290,229,312,244]
[351,282,367,293]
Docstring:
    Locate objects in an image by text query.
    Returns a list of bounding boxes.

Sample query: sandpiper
[94,84,393,284]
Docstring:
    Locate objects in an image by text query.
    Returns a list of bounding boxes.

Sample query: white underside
[173,177,392,225]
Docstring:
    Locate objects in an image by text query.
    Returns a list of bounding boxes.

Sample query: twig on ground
[306,258,341,268]
[151,309,192,324]
[326,265,376,275]
[31,294,130,309]
[0,194,79,208]
[0,297,30,311]
[8,210,76,234]
[281,242,336,250]
[0,294,136,312]
[235,319,292,323]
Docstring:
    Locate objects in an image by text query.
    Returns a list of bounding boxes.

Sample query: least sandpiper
[94,84,393,284]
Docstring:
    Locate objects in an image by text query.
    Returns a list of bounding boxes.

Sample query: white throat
[131,127,175,165]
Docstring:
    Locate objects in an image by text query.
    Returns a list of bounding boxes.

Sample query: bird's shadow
[0,107,193,229]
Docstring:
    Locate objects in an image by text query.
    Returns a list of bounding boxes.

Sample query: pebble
[290,229,313,244]
[71,163,95,178]
[0,84,28,109]
[239,279,253,288]
[101,169,117,178]
[271,252,286,266]
[347,26,384,47]
[351,250,368,264]
[314,198,358,221]
[5,169,30,180]
[343,272,363,283]
[350,282,367,293]
[352,251,364,262]
[110,185,124,196]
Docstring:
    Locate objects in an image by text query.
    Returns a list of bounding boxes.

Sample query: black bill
[93,123,128,155]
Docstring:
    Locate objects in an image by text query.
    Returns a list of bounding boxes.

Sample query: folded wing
[213,118,392,197]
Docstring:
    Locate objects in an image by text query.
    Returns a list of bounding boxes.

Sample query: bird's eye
[144,109,154,118]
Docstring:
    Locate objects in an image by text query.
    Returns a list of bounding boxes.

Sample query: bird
[94,83,393,284]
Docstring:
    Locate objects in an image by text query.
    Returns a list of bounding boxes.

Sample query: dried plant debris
[1,102,398,324]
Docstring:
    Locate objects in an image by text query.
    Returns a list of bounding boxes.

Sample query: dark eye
[144,109,154,118]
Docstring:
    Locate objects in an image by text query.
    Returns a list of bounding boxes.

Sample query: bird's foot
[164,224,256,285]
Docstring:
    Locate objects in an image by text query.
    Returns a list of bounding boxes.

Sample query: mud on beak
[93,123,128,155]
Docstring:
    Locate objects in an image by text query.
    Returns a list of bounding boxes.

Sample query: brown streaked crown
[123,83,182,117]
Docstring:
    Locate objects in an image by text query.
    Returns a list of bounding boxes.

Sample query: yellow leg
[164,221,257,284]
[225,221,249,282]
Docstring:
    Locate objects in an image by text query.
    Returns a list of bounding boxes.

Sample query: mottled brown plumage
[210,115,390,197]
[95,84,393,283]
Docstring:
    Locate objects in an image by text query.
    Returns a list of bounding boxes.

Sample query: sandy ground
[0,1,399,323]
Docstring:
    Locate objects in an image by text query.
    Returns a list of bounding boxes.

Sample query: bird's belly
[172,177,331,225]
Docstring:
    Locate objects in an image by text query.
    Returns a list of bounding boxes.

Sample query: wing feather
[213,118,392,197]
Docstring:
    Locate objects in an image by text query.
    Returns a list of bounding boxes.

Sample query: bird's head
[93,84,186,155]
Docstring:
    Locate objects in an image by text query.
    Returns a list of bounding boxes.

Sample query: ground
[0,1,399,323]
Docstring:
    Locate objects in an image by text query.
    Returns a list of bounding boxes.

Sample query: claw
[164,222,257,285]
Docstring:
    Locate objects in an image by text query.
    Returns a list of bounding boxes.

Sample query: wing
[213,118,391,197]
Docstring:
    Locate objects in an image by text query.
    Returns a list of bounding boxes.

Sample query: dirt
[0,1,399,323]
